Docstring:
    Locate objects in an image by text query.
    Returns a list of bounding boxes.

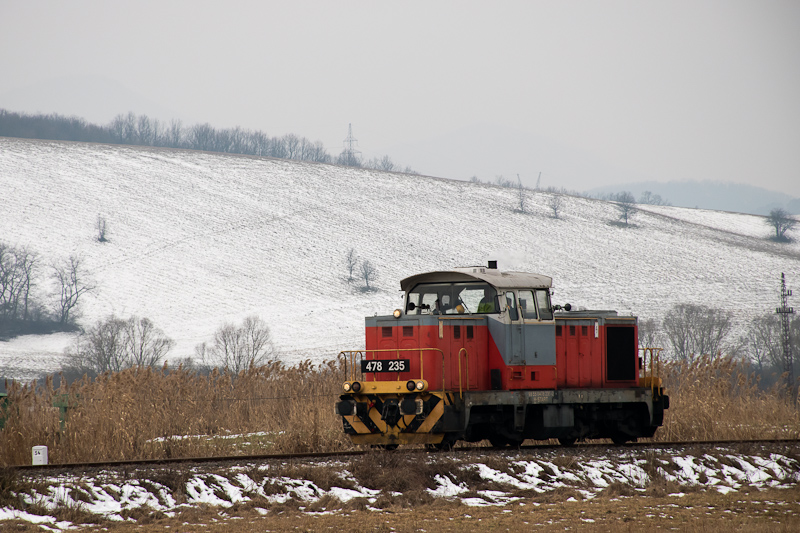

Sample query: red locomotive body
[336,263,668,448]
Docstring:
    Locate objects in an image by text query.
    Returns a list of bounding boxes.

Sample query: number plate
[361,359,410,373]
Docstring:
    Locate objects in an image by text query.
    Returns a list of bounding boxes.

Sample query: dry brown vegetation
[1,354,799,466]
[656,354,800,441]
[0,360,352,466]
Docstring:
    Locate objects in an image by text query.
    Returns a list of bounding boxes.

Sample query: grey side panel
[488,317,510,361]
[522,323,556,365]
[488,318,556,366]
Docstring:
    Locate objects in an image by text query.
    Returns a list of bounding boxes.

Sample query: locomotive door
[565,324,580,387]
[446,320,479,391]
[506,292,525,365]
[564,321,596,387]
[519,289,556,366]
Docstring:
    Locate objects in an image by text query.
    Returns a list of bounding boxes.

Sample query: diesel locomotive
[335,262,669,449]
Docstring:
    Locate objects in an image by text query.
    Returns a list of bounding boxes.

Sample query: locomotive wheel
[488,436,509,448]
[428,435,457,451]
[558,437,577,447]
[611,434,629,445]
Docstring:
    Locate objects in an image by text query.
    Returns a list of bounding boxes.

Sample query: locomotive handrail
[338,349,447,392]
[457,348,470,399]
[639,346,663,397]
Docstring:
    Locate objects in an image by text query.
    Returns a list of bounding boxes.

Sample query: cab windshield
[406,282,498,315]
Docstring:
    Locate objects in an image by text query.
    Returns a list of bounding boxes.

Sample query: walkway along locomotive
[334,263,669,448]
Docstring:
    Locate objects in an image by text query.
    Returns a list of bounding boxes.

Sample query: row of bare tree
[62,314,276,377]
[0,242,93,335]
[0,108,415,173]
[640,302,799,389]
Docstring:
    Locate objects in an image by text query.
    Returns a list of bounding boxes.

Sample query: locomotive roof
[400,267,552,292]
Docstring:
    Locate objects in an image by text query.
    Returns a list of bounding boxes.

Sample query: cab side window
[535,289,553,320]
[518,290,537,319]
[505,291,519,321]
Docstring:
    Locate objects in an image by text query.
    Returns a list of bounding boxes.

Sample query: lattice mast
[776,272,796,399]
[341,123,361,166]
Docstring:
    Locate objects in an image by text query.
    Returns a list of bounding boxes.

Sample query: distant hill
[588,180,800,215]
[2,137,799,381]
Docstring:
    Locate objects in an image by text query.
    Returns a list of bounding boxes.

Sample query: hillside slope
[2,137,798,380]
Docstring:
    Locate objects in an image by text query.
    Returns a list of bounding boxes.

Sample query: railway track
[7,438,800,474]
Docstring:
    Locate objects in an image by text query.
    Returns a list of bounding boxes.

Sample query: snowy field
[2,137,799,380]
[1,445,798,529]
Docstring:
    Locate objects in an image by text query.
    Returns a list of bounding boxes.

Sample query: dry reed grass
[2,353,799,466]
[655,353,800,441]
[0,359,353,466]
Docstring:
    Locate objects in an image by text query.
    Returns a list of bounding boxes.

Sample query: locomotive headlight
[351,381,362,393]
[343,382,352,392]
[393,309,402,318]
[415,380,426,391]
[406,380,416,391]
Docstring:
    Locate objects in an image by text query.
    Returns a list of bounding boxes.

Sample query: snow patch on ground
[5,447,797,529]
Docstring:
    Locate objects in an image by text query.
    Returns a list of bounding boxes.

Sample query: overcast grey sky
[2,1,799,196]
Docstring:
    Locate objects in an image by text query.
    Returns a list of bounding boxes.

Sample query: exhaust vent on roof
[488,260,498,269]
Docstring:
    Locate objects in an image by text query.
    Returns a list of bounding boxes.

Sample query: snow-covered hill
[2,137,798,380]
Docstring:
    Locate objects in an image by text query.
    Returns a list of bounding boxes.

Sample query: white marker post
[32,445,48,465]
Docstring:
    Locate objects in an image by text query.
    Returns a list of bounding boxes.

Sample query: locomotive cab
[335,263,668,449]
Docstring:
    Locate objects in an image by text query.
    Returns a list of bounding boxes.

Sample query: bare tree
[0,242,20,319]
[15,246,38,321]
[284,134,301,159]
[336,149,362,167]
[743,314,784,371]
[612,191,637,225]
[0,243,40,322]
[377,155,396,171]
[361,260,376,290]
[168,119,183,148]
[110,114,127,143]
[226,126,247,154]
[64,315,174,373]
[662,303,736,361]
[123,112,137,144]
[51,255,95,325]
[270,136,289,159]
[639,190,669,206]
[66,315,127,373]
[516,175,527,213]
[345,249,358,281]
[305,140,332,163]
[96,215,109,243]
[189,123,216,151]
[136,114,154,145]
[766,208,797,242]
[495,175,514,188]
[548,194,564,219]
[364,155,396,171]
[124,316,175,368]
[196,315,276,374]
[638,318,666,350]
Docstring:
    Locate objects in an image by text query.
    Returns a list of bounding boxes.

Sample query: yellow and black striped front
[335,383,455,446]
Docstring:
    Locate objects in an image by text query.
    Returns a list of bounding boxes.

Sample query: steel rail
[6,438,799,474]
